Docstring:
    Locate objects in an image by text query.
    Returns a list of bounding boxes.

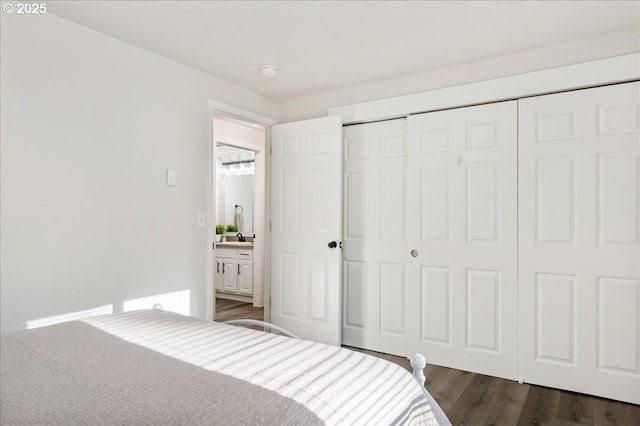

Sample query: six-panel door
[406,101,518,380]
[270,115,343,346]
[518,82,640,404]
[342,119,409,356]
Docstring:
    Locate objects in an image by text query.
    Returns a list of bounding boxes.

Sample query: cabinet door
[221,259,237,293]
[237,261,253,295]
[518,82,639,404]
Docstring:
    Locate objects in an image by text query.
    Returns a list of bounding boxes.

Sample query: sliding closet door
[518,82,640,404]
[342,119,408,356]
[406,101,518,380]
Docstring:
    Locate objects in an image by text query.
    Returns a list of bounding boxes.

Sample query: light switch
[197,212,206,227]
[166,169,177,186]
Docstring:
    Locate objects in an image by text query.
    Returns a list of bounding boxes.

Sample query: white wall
[214,118,266,148]
[0,13,280,333]
[280,28,640,122]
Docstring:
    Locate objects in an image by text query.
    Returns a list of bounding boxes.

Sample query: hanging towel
[234,205,244,233]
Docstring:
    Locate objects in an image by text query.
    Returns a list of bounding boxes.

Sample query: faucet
[236,233,246,242]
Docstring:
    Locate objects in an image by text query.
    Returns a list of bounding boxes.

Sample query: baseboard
[215,292,253,304]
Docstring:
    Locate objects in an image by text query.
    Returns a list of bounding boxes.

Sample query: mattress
[1,309,450,425]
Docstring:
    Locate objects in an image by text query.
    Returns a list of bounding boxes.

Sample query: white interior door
[342,119,408,356]
[406,101,518,380]
[270,115,343,345]
[518,82,640,404]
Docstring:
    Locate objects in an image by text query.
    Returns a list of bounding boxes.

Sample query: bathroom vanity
[215,242,253,302]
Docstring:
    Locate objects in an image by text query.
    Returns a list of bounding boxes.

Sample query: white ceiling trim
[329,54,640,124]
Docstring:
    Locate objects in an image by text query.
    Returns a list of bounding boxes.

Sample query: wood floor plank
[448,374,497,425]
[517,385,561,426]
[215,299,640,426]
[423,365,475,414]
[477,376,530,425]
[555,392,595,425]
[215,298,263,322]
[594,397,640,426]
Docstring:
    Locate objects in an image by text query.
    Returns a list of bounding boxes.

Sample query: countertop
[216,242,254,249]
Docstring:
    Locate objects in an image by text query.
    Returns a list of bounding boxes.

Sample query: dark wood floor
[215,297,264,322]
[215,299,640,426]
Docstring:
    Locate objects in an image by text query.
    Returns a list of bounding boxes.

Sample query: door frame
[206,100,278,322]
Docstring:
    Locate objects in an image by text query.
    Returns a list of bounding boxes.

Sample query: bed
[1,309,450,425]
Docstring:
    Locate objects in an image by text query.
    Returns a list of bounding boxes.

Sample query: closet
[342,81,639,404]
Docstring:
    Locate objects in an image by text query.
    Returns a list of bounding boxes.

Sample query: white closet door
[342,119,408,356]
[270,116,343,346]
[406,101,518,380]
[518,82,640,404]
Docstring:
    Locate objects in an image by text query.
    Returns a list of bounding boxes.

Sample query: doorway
[211,112,268,321]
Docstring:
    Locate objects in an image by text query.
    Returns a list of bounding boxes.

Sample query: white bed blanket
[1,310,450,426]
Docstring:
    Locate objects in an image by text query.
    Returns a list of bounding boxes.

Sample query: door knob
[328,241,337,249]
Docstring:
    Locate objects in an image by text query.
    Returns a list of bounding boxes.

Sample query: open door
[270,115,342,345]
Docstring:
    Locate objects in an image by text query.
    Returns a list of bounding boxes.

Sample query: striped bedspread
[1,310,450,425]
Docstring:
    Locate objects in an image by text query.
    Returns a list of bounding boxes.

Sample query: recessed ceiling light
[260,65,278,77]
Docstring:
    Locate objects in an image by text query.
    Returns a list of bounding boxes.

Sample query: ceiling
[48,1,640,101]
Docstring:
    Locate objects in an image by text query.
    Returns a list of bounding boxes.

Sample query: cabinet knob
[328,241,337,249]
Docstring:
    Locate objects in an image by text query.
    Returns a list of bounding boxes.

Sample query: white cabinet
[216,247,253,297]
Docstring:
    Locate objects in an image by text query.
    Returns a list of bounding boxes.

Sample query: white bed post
[410,353,427,389]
